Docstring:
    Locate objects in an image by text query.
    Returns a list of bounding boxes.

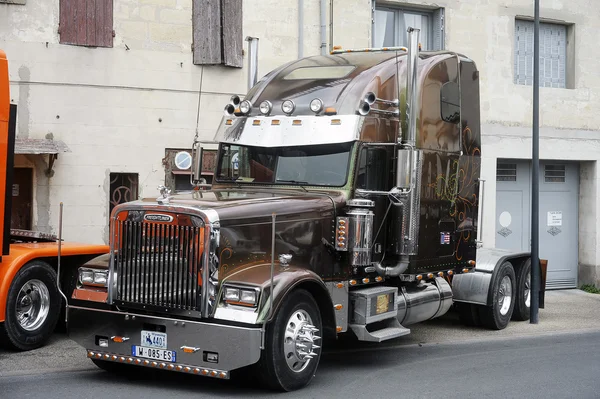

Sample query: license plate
[141,330,167,349]
[132,346,176,362]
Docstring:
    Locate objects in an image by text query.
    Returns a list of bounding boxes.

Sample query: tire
[455,302,482,327]
[255,289,323,392]
[512,259,531,321]
[479,261,516,330]
[0,261,61,351]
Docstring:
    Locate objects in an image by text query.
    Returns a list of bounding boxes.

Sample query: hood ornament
[279,254,292,267]
[157,185,172,205]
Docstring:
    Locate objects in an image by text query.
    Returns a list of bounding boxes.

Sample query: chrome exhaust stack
[245,36,259,91]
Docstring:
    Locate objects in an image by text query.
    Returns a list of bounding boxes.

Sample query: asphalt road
[1,330,600,398]
[1,290,600,398]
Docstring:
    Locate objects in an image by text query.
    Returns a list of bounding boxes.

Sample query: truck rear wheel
[256,289,322,392]
[0,261,60,350]
[479,261,516,330]
[512,259,531,321]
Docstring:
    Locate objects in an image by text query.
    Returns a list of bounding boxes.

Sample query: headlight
[310,98,323,113]
[223,285,259,307]
[78,267,109,288]
[259,100,272,115]
[281,100,295,115]
[239,100,252,115]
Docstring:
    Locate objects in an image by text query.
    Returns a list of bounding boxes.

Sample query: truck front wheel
[256,289,322,392]
[0,261,60,350]
[480,261,516,330]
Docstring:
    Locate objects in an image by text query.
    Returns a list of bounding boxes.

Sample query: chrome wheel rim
[498,275,513,316]
[524,273,531,308]
[15,279,50,331]
[283,309,321,373]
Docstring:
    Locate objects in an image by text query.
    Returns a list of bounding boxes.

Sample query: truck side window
[355,147,390,191]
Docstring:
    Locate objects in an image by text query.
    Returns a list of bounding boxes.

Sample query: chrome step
[349,318,411,342]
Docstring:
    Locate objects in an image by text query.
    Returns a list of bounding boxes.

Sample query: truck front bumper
[67,306,262,379]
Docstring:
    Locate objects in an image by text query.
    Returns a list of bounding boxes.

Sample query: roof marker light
[271,120,280,126]
[324,107,337,115]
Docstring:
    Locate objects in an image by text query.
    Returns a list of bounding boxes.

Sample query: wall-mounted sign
[547,211,562,227]
[12,184,19,197]
[174,151,192,170]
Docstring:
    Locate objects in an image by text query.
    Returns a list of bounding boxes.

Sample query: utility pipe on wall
[298,0,304,58]
[320,0,327,55]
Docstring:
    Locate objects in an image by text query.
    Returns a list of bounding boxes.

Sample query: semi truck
[65,29,544,391]
[0,49,109,351]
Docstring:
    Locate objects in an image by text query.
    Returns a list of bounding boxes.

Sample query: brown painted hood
[139,188,345,226]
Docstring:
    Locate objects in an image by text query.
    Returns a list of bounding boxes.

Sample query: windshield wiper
[275,180,309,192]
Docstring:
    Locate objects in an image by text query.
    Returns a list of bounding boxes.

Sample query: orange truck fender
[0,242,109,321]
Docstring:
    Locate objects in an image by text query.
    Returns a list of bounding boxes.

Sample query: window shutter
[193,0,222,65]
[222,0,243,68]
[59,0,113,48]
[514,19,566,88]
[432,8,444,51]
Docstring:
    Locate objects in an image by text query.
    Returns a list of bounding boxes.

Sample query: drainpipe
[245,36,259,91]
[320,0,327,55]
[298,0,304,58]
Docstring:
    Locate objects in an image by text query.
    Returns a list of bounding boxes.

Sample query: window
[216,143,354,187]
[356,146,393,191]
[163,149,216,192]
[59,0,114,47]
[193,0,243,68]
[497,163,517,182]
[514,19,569,88]
[372,4,444,51]
[109,173,138,215]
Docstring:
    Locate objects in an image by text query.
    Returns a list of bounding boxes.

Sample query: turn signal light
[375,276,383,282]
[349,279,357,286]
[462,268,470,273]
[334,304,343,310]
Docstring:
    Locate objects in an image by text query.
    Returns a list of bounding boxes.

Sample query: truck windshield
[216,142,354,187]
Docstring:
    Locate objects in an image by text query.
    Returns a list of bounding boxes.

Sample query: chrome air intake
[337,199,374,267]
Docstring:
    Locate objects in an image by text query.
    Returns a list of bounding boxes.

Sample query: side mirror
[191,143,205,185]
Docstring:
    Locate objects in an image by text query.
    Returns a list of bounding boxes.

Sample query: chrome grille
[113,220,203,313]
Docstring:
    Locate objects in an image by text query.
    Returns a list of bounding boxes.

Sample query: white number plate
[132,346,176,362]
[140,330,167,349]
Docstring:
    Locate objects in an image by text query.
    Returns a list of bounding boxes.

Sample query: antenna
[395,49,401,144]
[190,66,206,187]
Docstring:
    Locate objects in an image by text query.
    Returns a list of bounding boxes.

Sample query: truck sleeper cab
[65,29,538,392]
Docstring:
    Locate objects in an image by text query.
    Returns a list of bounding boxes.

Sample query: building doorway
[11,167,33,230]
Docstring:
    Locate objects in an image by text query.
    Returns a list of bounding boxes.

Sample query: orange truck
[0,49,109,350]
